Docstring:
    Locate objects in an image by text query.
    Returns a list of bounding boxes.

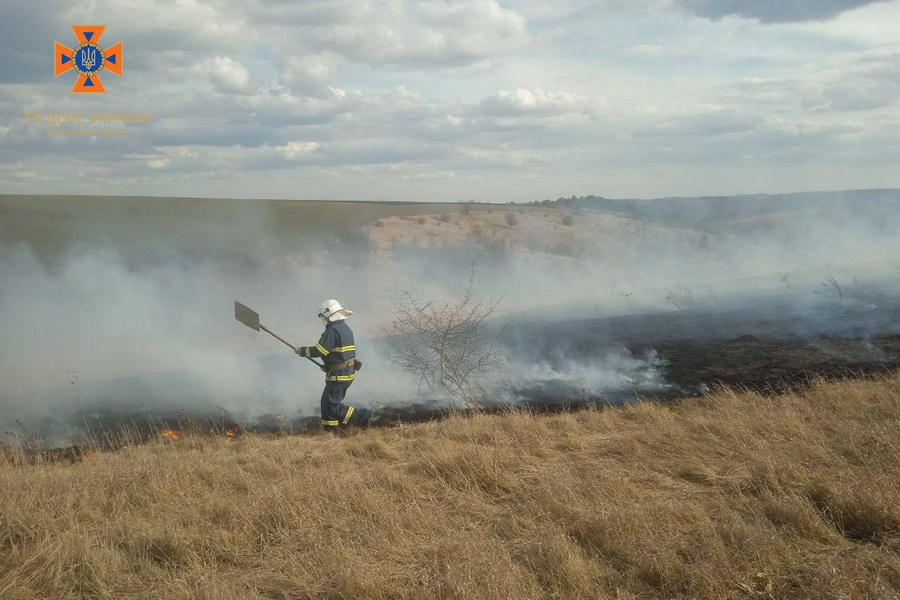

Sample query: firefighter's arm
[297,329,335,359]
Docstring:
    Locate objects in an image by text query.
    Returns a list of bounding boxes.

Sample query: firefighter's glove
[319,364,330,373]
[294,347,307,357]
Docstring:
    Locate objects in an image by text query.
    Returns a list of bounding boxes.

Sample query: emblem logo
[54,26,123,93]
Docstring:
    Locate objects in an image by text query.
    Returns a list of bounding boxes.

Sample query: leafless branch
[386,257,506,407]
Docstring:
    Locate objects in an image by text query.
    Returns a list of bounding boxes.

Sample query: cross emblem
[54,26,123,93]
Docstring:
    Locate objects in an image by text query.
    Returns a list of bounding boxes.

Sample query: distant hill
[542,189,900,231]
[2,189,898,260]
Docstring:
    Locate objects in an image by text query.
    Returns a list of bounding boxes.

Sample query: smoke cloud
[1,192,899,445]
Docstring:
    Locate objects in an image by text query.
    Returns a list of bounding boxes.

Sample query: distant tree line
[527,195,608,207]
[527,189,900,230]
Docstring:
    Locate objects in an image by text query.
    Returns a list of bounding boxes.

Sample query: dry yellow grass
[2,374,900,599]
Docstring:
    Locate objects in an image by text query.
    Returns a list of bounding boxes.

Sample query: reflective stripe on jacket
[304,320,356,381]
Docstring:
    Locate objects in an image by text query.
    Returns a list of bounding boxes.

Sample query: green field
[0,195,537,260]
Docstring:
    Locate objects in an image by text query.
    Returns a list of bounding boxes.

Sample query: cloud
[0,0,247,91]
[297,0,531,68]
[278,53,342,96]
[1,0,899,200]
[198,56,254,94]
[673,0,893,23]
[622,43,700,60]
[89,0,245,54]
[633,105,759,138]
[236,0,361,27]
[479,88,601,116]
[233,0,531,69]
[0,1,68,84]
[235,88,351,128]
[281,141,320,159]
[727,49,900,112]
[802,53,900,112]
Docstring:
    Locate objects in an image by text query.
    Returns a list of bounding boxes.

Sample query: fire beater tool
[234,301,325,370]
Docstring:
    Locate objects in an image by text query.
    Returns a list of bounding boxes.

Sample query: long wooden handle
[260,324,323,368]
[259,324,297,351]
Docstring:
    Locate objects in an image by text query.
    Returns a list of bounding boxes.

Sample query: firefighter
[295,299,370,433]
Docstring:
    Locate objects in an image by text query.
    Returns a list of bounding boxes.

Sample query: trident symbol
[81,47,96,71]
[55,26,123,92]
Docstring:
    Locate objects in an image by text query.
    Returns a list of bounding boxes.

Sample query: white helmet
[318,298,353,323]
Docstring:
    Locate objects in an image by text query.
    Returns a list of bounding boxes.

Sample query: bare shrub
[436,213,450,223]
[817,276,843,302]
[665,284,717,310]
[561,213,575,226]
[386,259,506,407]
[505,213,519,227]
[417,217,426,225]
[620,291,636,314]
[665,285,694,310]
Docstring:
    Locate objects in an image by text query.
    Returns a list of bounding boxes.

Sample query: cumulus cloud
[91,0,245,55]
[802,52,900,112]
[673,0,893,23]
[281,141,320,159]
[278,53,342,96]
[198,56,254,94]
[727,49,900,113]
[1,0,899,200]
[304,0,531,67]
[479,88,601,116]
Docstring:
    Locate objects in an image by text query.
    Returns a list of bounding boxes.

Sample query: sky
[0,0,898,202]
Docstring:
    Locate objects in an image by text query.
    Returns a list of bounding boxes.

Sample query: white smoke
[1,192,899,445]
[494,347,672,405]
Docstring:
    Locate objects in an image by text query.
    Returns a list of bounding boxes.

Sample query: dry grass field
[2,374,899,599]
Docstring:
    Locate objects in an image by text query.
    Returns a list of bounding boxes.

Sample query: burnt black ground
[9,291,900,447]
[354,291,900,429]
[506,291,900,400]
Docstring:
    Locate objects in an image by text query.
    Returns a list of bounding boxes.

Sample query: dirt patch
[366,209,705,259]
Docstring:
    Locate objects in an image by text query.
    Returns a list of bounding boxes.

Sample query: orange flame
[225,429,235,437]
[160,429,180,441]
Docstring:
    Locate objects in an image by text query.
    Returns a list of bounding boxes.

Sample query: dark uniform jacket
[302,320,356,382]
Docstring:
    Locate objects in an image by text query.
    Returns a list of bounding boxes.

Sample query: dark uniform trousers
[303,320,371,432]
[320,381,370,433]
